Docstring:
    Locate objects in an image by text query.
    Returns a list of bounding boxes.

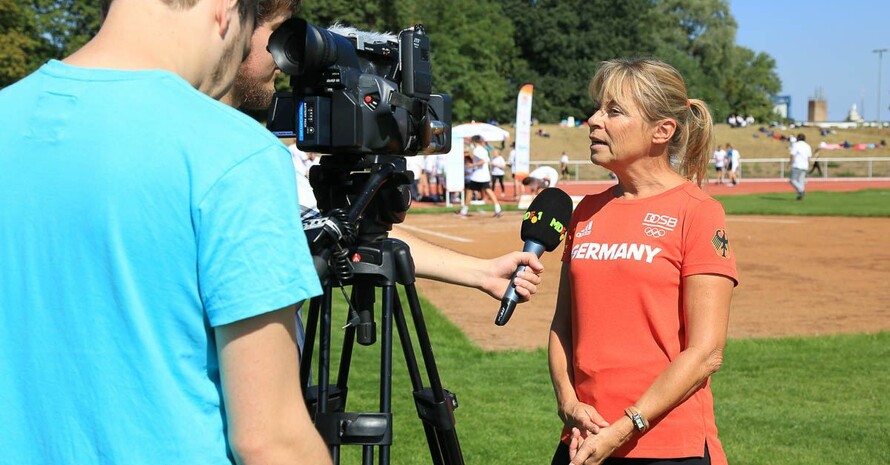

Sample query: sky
[730,0,890,122]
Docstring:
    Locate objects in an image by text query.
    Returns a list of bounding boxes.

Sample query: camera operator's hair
[589,58,715,186]
[258,0,298,24]
[102,0,259,26]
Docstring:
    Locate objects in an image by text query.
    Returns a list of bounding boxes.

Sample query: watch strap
[624,406,649,433]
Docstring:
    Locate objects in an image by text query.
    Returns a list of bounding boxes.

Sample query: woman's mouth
[589,137,607,148]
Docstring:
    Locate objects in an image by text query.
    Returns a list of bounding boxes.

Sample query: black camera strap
[389,91,424,117]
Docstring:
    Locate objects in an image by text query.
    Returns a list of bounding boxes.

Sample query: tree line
[1,0,781,124]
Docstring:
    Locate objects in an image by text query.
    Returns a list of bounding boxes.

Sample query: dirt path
[402,184,890,350]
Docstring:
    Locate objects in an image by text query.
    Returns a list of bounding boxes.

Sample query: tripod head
[311,154,413,240]
[303,155,413,275]
[302,154,416,345]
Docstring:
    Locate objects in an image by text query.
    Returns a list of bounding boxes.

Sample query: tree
[499,0,658,122]
[299,0,410,35]
[652,0,738,119]
[0,0,47,88]
[29,0,101,58]
[409,0,518,122]
[722,46,781,120]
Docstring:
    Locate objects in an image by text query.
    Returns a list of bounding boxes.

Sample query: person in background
[508,141,525,200]
[549,58,737,465]
[0,1,332,464]
[522,165,560,195]
[490,146,508,198]
[560,151,571,180]
[458,135,503,218]
[789,133,813,200]
[726,143,740,186]
[712,144,726,184]
[809,141,825,177]
[406,154,427,201]
[425,153,446,202]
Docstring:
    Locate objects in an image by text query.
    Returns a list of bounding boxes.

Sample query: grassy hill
[487,122,890,180]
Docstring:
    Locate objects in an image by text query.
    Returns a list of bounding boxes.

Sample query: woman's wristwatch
[624,406,649,433]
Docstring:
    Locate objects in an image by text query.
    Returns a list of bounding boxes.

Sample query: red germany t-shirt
[560,182,738,463]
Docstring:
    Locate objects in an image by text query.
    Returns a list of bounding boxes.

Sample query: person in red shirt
[549,58,738,465]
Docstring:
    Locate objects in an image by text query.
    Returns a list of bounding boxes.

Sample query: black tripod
[301,155,464,465]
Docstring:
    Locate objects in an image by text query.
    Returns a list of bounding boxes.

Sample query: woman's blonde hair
[588,58,714,186]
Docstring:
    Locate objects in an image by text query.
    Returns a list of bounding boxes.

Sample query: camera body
[267,19,451,156]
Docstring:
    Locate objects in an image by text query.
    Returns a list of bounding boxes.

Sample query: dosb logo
[642,213,677,231]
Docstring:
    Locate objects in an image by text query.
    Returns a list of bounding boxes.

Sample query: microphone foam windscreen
[520,188,574,251]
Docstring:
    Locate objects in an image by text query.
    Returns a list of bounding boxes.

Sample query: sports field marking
[726,217,802,224]
[396,224,474,243]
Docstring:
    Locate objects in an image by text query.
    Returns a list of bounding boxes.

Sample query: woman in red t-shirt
[549,59,738,465]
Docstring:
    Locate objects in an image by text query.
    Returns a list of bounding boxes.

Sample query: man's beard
[233,69,275,111]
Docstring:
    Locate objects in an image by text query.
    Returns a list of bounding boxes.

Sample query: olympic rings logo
[644,227,666,238]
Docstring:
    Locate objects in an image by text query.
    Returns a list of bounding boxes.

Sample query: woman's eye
[608,106,622,115]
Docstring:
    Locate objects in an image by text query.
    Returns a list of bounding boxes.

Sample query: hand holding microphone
[495,188,573,326]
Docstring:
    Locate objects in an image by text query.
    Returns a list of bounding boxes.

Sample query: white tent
[451,122,510,142]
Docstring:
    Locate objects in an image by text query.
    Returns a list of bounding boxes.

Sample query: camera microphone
[495,188,573,326]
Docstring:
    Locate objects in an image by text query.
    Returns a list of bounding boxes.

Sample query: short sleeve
[681,199,738,286]
[196,146,322,326]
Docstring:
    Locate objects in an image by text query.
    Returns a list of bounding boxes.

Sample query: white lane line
[396,224,474,243]
[727,217,802,224]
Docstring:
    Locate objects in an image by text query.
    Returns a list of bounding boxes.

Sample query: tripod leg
[392,297,448,465]
[402,283,465,465]
[378,284,395,465]
[301,296,321,390]
[305,238,462,464]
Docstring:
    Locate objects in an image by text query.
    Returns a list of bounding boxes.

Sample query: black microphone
[495,187,573,326]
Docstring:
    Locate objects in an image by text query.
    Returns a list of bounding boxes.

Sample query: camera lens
[268,18,341,76]
[302,24,339,72]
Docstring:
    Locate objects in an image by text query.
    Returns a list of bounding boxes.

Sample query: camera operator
[1,1,330,465]
[220,1,546,304]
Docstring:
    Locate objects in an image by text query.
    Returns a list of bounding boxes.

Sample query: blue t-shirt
[0,61,322,464]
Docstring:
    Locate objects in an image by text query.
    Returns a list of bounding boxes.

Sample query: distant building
[846,104,864,123]
[771,95,791,119]
[808,99,827,122]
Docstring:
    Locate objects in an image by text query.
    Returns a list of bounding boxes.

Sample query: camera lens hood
[268,18,340,76]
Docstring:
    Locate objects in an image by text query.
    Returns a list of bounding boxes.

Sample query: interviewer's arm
[391,227,543,301]
[216,306,333,465]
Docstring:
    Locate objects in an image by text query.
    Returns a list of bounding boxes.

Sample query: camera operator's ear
[214,0,241,37]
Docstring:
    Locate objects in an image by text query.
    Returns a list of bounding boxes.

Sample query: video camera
[266,18,452,156]
[266,18,452,282]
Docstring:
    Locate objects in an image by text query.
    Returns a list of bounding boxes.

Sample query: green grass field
[306,296,889,465]
[716,189,890,217]
[409,188,890,217]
